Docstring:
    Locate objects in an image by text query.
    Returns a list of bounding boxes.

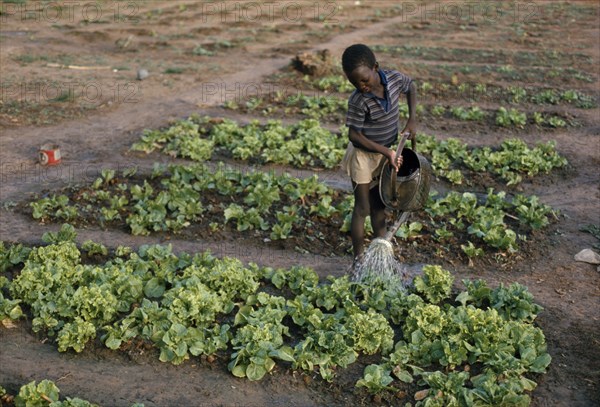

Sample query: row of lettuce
[224,93,581,129]
[224,67,595,125]
[131,115,568,187]
[310,73,596,108]
[30,162,556,258]
[1,230,550,405]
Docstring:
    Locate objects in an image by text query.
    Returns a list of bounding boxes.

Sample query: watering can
[378,132,432,239]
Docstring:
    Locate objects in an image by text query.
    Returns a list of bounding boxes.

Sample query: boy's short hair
[342,44,376,73]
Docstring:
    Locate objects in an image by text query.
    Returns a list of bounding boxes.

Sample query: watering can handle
[391,132,412,201]
[396,132,411,157]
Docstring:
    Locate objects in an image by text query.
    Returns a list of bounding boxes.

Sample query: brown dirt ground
[1,1,599,406]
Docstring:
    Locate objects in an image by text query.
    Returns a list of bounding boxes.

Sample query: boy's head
[342,44,376,73]
[342,44,380,94]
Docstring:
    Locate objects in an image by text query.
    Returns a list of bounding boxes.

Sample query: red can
[39,144,61,165]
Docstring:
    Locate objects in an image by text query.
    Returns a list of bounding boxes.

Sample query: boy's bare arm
[348,127,402,170]
[348,127,390,155]
[401,81,418,139]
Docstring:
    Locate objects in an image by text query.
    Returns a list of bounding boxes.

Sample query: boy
[340,43,417,263]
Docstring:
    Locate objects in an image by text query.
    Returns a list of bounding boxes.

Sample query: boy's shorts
[340,142,388,188]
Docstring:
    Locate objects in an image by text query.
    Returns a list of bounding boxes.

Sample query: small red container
[39,144,61,165]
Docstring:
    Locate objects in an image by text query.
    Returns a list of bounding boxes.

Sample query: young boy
[340,43,417,263]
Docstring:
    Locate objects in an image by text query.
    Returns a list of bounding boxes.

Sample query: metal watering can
[378,133,432,239]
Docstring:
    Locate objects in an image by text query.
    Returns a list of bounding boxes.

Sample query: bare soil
[1,1,599,406]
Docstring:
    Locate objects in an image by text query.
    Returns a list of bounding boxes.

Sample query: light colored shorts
[340,142,388,187]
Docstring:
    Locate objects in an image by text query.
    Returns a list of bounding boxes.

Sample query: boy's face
[344,64,379,94]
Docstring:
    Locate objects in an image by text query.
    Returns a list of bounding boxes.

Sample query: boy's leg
[351,182,371,258]
[369,185,387,238]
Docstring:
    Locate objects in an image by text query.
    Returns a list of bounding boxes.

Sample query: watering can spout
[384,211,410,241]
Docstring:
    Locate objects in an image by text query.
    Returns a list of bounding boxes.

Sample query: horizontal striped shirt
[346,69,413,151]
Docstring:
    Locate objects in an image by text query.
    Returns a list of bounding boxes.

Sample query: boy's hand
[388,150,403,173]
[401,118,417,143]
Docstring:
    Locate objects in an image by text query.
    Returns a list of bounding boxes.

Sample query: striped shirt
[346,69,413,152]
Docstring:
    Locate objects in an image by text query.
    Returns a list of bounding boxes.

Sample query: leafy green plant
[490,282,543,323]
[456,279,543,323]
[229,294,293,380]
[421,82,434,92]
[57,317,97,352]
[451,106,485,121]
[0,242,31,273]
[455,279,492,307]
[395,221,424,240]
[508,86,527,103]
[434,226,454,242]
[270,205,301,240]
[464,106,485,121]
[132,119,214,161]
[311,74,355,93]
[81,240,108,256]
[413,265,454,304]
[461,241,484,259]
[0,275,23,321]
[416,370,471,406]
[546,116,567,128]
[31,195,78,221]
[356,364,395,393]
[451,106,468,120]
[512,195,554,229]
[41,223,78,244]
[496,107,527,128]
[92,169,115,189]
[431,105,446,116]
[224,204,268,232]
[349,309,394,355]
[533,89,560,104]
[292,312,357,381]
[192,45,215,56]
[13,379,103,406]
[245,97,263,111]
[15,380,61,406]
